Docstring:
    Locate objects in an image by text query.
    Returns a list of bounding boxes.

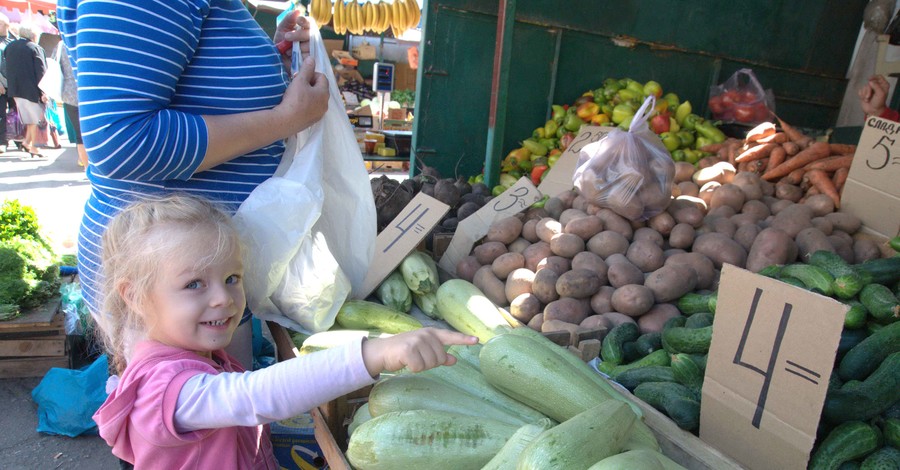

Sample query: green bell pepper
[695,122,727,144]
[674,101,692,125]
[676,131,695,147]
[660,132,681,152]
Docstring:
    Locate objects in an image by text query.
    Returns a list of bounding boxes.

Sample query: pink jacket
[93,341,278,469]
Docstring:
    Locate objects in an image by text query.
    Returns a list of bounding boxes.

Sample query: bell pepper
[694,136,713,151]
[676,131,695,147]
[668,116,680,133]
[560,132,576,151]
[491,185,506,197]
[547,152,561,167]
[643,80,663,99]
[616,88,640,103]
[671,149,686,162]
[674,100,692,125]
[532,127,546,139]
[507,169,522,179]
[660,132,681,152]
[683,149,701,165]
[530,195,549,208]
[625,79,645,96]
[552,104,567,122]
[564,113,583,132]
[576,102,600,121]
[663,93,680,112]
[517,158,534,172]
[650,112,671,134]
[499,173,518,187]
[544,119,559,138]
[618,116,634,131]
[531,156,549,167]
[531,165,549,185]
[681,114,702,131]
[611,103,635,125]
[591,113,610,125]
[694,121,727,143]
[539,138,557,150]
[522,139,548,157]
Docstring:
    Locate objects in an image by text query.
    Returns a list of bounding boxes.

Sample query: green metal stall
[410,0,868,184]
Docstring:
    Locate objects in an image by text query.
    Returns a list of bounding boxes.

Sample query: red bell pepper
[531,165,549,185]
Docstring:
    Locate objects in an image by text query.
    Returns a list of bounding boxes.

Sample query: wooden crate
[268,322,745,470]
[0,297,69,378]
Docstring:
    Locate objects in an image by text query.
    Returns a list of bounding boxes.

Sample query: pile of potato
[456,161,887,339]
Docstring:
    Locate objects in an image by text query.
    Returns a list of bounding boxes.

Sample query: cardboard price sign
[356,193,450,299]
[841,116,900,237]
[438,177,541,276]
[537,126,613,198]
[700,265,847,470]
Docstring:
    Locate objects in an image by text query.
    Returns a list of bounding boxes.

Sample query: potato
[473,241,508,265]
[580,314,612,335]
[509,293,541,323]
[677,181,700,198]
[601,311,638,328]
[741,200,770,221]
[537,256,570,275]
[522,219,540,243]
[638,303,682,334]
[556,269,602,299]
[668,223,696,250]
[733,223,761,252]
[626,239,665,273]
[527,313,544,331]
[611,284,655,317]
[486,216,524,245]
[559,208,588,227]
[634,227,665,248]
[607,260,645,288]
[831,230,854,248]
[674,161,697,184]
[644,265,698,303]
[829,235,855,263]
[769,199,794,215]
[473,265,508,307]
[535,217,564,243]
[571,252,609,284]
[697,155,720,169]
[665,252,717,290]
[590,286,616,315]
[824,212,862,234]
[523,207,549,222]
[775,183,803,202]
[692,232,748,269]
[543,297,591,325]
[795,227,835,260]
[648,212,676,237]
[730,213,758,228]
[803,194,835,217]
[531,267,561,304]
[707,205,737,220]
[810,217,834,236]
[505,268,536,304]
[693,161,736,186]
[760,179,775,197]
[712,217,738,239]
[732,171,763,201]
[544,197,567,221]
[522,241,552,272]
[492,252,525,279]
[565,215,604,241]
[663,248,687,259]
[597,209,634,240]
[852,237,882,264]
[571,195,589,212]
[770,204,814,238]
[638,184,670,213]
[587,231,630,258]
[709,183,746,213]
[669,202,705,227]
[604,253,630,265]
[550,233,586,258]
[456,256,482,282]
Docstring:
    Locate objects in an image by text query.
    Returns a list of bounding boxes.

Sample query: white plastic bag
[234,20,376,334]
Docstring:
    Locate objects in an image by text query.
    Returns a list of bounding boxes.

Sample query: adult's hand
[274,10,312,70]
[277,57,329,134]
[859,74,890,116]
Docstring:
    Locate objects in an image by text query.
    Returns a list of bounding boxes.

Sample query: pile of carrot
[699,118,855,209]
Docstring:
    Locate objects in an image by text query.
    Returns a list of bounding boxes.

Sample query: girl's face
[141,230,245,359]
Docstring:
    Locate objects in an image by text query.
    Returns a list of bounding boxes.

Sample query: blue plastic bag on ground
[31,355,109,437]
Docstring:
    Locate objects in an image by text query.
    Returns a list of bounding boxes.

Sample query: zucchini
[480,419,553,470]
[676,292,715,315]
[633,382,702,432]
[855,257,900,286]
[588,449,688,470]
[634,332,663,356]
[602,349,671,378]
[375,270,412,313]
[347,403,372,437]
[671,353,704,392]
[601,322,640,365]
[346,410,518,470]
[844,300,869,330]
[883,417,900,449]
[809,421,881,470]
[859,284,899,323]
[780,264,834,296]
[518,400,637,470]
[480,332,615,423]
[838,321,900,381]
[684,311,714,329]
[399,250,440,295]
[622,420,662,453]
[367,375,532,426]
[435,279,511,343]
[297,329,391,355]
[447,343,482,370]
[335,300,422,333]
[662,326,713,355]
[412,291,440,319]
[825,352,900,423]
[860,447,900,470]
[614,366,677,391]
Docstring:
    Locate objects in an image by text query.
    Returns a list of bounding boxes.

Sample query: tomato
[740,90,759,104]
[752,102,770,122]
[721,90,740,107]
[734,105,755,123]
[708,95,725,115]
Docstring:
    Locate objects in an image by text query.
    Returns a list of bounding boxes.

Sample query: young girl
[93,193,477,468]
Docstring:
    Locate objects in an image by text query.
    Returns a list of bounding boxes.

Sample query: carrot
[752,159,768,175]
[736,143,777,163]
[727,141,740,166]
[766,146,787,173]
[828,143,856,155]
[796,136,815,149]
[805,155,853,172]
[737,160,752,173]
[782,168,806,185]
[805,169,841,208]
[777,116,807,143]
[700,143,725,153]
[782,141,800,156]
[756,132,788,144]
[832,167,850,194]
[761,141,831,181]
[745,122,777,143]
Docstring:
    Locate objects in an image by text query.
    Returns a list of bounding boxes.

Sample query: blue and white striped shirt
[57,0,289,316]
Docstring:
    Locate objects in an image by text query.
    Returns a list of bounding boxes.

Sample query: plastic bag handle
[732,68,765,93]
[629,95,657,132]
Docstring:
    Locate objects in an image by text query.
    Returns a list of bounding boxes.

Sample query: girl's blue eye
[226,274,241,285]
[186,280,202,289]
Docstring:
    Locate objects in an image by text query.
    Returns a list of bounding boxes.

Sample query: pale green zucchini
[413,290,441,319]
[346,410,518,470]
[400,251,440,295]
[436,279,513,343]
[297,329,391,355]
[588,449,688,470]
[376,270,412,313]
[367,375,532,426]
[517,400,637,470]
[481,419,554,470]
[622,420,661,452]
[347,402,371,437]
[480,333,614,423]
[334,299,422,333]
[447,343,482,370]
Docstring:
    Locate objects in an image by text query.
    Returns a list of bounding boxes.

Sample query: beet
[372,175,414,229]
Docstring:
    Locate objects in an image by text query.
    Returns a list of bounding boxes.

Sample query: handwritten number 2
[869,135,894,170]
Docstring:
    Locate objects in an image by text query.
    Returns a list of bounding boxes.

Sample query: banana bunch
[329,0,420,37]
[309,0,333,26]
[389,0,421,38]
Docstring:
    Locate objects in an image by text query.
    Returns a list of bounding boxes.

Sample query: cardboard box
[393,62,417,91]
[352,42,376,60]
[269,414,327,470]
[840,116,900,238]
[324,39,344,60]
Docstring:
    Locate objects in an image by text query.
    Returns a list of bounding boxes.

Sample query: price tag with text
[841,116,900,237]
[537,125,613,198]
[438,177,541,276]
[700,265,847,470]
[356,192,449,299]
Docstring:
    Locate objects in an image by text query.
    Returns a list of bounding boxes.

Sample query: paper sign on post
[840,116,900,238]
[537,126,613,198]
[700,265,847,470]
[438,177,541,276]
[356,192,450,299]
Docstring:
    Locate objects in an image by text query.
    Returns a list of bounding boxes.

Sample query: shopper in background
[57,1,329,369]
[0,13,17,154]
[2,22,44,157]
[858,74,899,121]
[57,41,87,166]
[93,193,477,468]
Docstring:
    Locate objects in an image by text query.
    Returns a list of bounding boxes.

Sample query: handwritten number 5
[869,136,894,170]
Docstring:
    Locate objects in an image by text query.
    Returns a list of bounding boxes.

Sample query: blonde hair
[99,193,242,374]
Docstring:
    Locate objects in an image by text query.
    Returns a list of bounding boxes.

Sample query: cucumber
[662,326,713,355]
[622,341,644,363]
[859,284,899,323]
[838,462,861,470]
[601,322,640,365]
[809,421,881,470]
[634,332,663,356]
[663,315,687,330]
[778,275,809,290]
[859,447,900,470]
[688,354,708,373]
[890,236,900,253]
[758,264,783,278]
[825,352,900,423]
[883,418,900,449]
[684,312,714,329]
[844,300,869,330]
[614,366,676,391]
[855,257,900,286]
[809,251,866,299]
[838,322,900,381]
[633,382,701,432]
[838,329,869,362]
[671,353,704,392]
[780,264,835,296]
[604,350,671,379]
[676,292,715,315]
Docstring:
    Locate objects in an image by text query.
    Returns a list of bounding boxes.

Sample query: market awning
[0,0,56,14]
[0,0,58,35]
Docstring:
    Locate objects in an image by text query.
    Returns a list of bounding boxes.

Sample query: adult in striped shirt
[57,0,329,368]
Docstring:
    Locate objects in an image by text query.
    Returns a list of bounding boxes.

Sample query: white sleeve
[173,338,376,433]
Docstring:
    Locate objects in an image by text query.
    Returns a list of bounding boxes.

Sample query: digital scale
[373,62,395,129]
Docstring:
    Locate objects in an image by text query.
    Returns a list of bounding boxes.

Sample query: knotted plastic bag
[32,355,109,437]
[234,20,376,334]
[572,96,675,221]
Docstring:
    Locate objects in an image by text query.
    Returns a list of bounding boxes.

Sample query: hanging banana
[334,0,345,34]
[323,0,333,26]
[406,0,420,30]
